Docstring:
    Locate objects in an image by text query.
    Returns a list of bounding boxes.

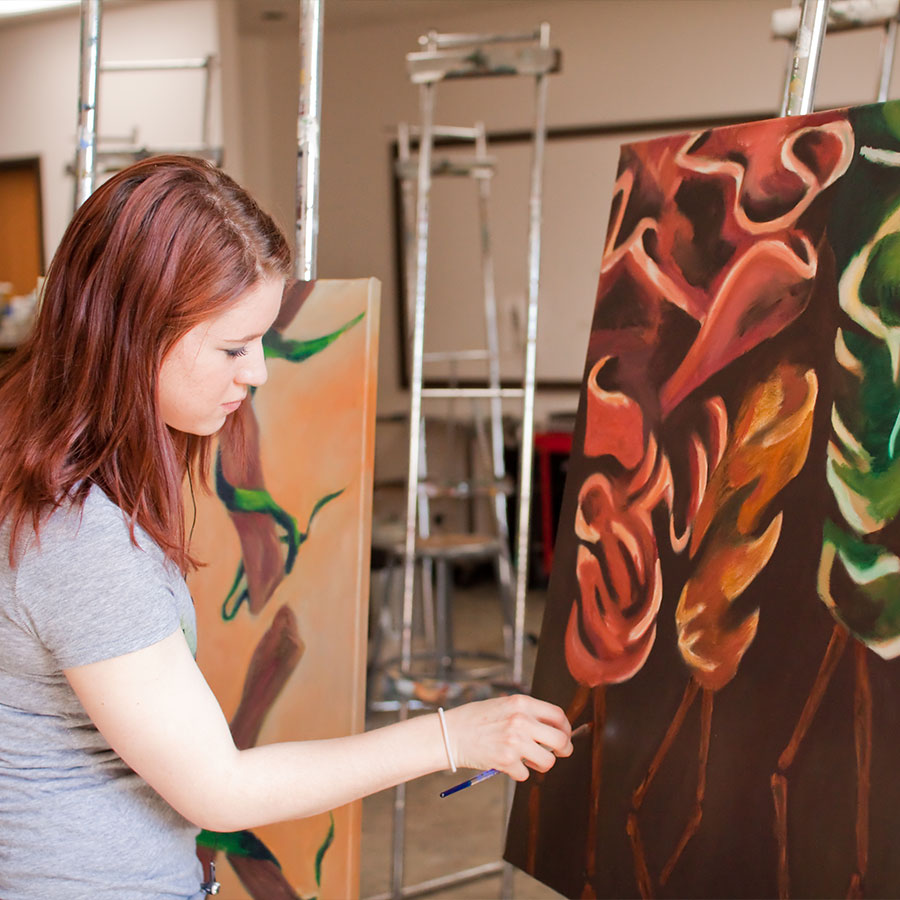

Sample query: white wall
[230,22,299,245]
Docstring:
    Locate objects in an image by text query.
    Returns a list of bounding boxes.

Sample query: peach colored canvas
[187,278,380,899]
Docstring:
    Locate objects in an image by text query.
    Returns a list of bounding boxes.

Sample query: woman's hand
[444,694,573,780]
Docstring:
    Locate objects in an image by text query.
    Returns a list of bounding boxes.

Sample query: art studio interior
[5,0,900,898]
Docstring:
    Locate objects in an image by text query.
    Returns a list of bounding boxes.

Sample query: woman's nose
[237,341,268,387]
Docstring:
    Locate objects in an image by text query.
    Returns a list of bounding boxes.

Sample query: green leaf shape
[222,560,248,621]
[883,99,900,145]
[821,519,900,644]
[196,829,280,866]
[836,328,900,470]
[315,813,335,888]
[216,459,299,542]
[264,312,365,362]
[215,452,344,620]
[829,453,900,527]
[858,232,900,326]
[828,105,900,275]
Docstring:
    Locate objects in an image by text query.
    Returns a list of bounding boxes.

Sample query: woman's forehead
[204,277,284,336]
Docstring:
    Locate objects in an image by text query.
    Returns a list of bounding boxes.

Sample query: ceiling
[239,0,526,33]
[0,0,526,33]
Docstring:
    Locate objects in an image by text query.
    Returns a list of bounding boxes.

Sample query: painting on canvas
[504,101,900,898]
[187,278,379,900]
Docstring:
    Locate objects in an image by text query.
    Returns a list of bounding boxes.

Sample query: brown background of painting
[504,139,900,898]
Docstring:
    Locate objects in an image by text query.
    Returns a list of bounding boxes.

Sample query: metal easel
[388,119,514,679]
[774,0,900,115]
[372,24,561,900]
[297,0,323,280]
[74,0,101,208]
[72,0,223,208]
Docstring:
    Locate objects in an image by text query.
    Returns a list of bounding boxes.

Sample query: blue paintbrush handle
[439,768,500,798]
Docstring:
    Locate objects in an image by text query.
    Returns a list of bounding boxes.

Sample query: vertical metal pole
[782,0,830,115]
[400,78,434,690]
[418,426,436,649]
[296,0,323,280]
[391,59,436,899]
[503,21,551,899]
[398,123,418,343]
[475,122,515,656]
[390,778,408,900]
[200,54,213,149]
[74,0,101,210]
[397,126,436,647]
[878,16,898,102]
[778,38,797,117]
[512,21,550,689]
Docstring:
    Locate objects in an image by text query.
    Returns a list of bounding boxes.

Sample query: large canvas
[187,278,379,900]
[505,100,900,898]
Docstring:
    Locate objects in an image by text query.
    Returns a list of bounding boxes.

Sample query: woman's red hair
[0,155,292,572]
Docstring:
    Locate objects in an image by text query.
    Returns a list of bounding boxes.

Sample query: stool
[368,526,513,699]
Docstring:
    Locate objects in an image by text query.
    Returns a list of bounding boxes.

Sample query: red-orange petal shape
[584,357,646,469]
[565,602,657,687]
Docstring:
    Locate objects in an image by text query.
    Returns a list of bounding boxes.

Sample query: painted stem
[230,605,305,750]
[626,811,654,900]
[771,773,789,900]
[228,853,301,900]
[847,641,871,899]
[584,686,606,891]
[660,688,713,886]
[526,684,591,874]
[777,624,849,772]
[526,777,541,875]
[633,679,699,808]
[772,623,849,899]
[628,678,700,898]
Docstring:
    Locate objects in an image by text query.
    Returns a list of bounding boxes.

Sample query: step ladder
[368,24,561,900]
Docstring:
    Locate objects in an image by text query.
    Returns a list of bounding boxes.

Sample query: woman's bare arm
[65,629,572,832]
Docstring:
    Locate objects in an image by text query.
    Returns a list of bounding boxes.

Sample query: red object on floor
[533,430,573,578]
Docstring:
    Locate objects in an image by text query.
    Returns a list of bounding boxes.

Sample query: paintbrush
[439,721,591,798]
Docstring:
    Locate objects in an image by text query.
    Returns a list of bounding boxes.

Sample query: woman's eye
[226,346,248,359]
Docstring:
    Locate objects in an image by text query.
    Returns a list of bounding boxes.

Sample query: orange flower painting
[187,278,379,900]
[505,101,900,898]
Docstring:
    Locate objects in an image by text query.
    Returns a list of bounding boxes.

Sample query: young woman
[0,156,572,900]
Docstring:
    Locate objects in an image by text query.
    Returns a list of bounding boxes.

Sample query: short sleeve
[11,491,183,669]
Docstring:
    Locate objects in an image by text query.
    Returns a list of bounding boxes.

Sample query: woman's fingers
[530,720,574,758]
[531,697,573,733]
[520,744,558,774]
[508,759,532,781]
[446,694,573,777]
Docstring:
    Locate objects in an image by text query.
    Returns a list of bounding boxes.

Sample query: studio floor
[359,580,561,900]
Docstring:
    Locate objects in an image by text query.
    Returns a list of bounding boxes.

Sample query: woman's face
[158,275,284,435]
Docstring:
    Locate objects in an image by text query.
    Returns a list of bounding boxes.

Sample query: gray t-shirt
[0,487,206,900]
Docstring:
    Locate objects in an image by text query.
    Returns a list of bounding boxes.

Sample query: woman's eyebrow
[224,331,264,343]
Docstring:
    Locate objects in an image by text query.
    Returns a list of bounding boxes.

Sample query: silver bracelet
[437,707,457,772]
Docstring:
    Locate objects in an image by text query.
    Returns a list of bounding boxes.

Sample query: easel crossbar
[773,0,899,38]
